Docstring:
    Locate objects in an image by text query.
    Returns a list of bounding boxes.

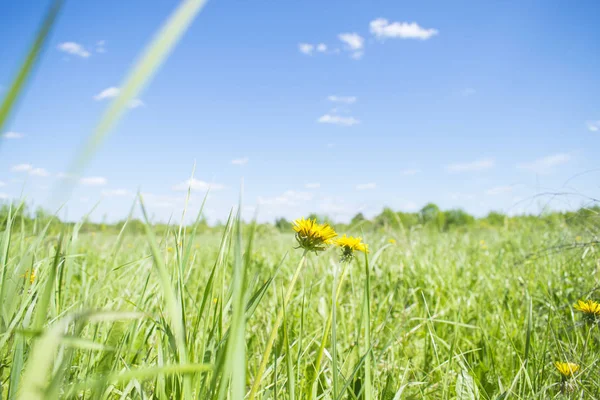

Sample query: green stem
[248,249,308,400]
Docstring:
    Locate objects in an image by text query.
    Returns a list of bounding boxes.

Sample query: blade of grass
[248,249,308,400]
[139,193,192,399]
[0,0,64,141]
[54,0,208,202]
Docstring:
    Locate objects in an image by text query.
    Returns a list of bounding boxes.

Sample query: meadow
[1,203,599,399]
[1,2,599,398]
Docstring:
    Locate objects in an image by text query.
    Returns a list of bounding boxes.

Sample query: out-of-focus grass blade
[18,311,143,400]
[0,0,64,142]
[56,0,208,200]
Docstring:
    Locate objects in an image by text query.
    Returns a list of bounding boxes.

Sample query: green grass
[1,207,599,399]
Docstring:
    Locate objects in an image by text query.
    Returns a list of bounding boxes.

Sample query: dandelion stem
[248,249,309,400]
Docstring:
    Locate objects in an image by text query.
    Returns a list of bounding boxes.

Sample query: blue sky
[1,0,599,223]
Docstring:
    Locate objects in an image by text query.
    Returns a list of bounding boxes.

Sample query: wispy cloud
[231,157,249,165]
[356,183,376,190]
[369,19,438,40]
[2,131,24,139]
[298,43,314,55]
[445,158,495,173]
[101,189,132,197]
[258,190,313,206]
[96,40,106,53]
[401,168,420,176]
[10,163,33,172]
[80,176,107,186]
[172,178,224,192]
[317,114,360,126]
[486,185,516,195]
[328,95,357,104]
[0,181,5,187]
[518,153,571,174]
[338,33,364,59]
[305,183,320,189]
[587,121,600,132]
[30,168,50,177]
[57,42,91,58]
[0,193,8,200]
[10,163,51,177]
[93,87,145,108]
[316,43,327,53]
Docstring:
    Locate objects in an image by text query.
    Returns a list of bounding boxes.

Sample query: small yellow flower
[292,218,337,253]
[127,243,133,248]
[167,247,174,253]
[574,299,600,321]
[388,239,396,244]
[554,361,579,378]
[335,234,368,262]
[23,269,36,284]
[576,236,582,242]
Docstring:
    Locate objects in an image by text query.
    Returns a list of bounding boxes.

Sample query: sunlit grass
[1,205,599,398]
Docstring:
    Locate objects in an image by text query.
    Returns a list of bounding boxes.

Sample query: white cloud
[57,42,91,58]
[128,99,145,109]
[486,185,514,195]
[317,114,360,126]
[356,183,376,191]
[258,190,313,206]
[102,189,132,197]
[445,158,495,173]
[10,163,33,172]
[587,121,600,132]
[338,33,364,50]
[299,43,314,55]
[0,193,8,200]
[369,19,438,40]
[316,43,327,52]
[328,95,357,104]
[518,153,571,174]
[30,168,50,177]
[172,178,225,192]
[338,33,364,59]
[401,168,420,176]
[3,131,24,139]
[80,176,107,186]
[93,87,144,108]
[305,183,320,189]
[93,87,120,100]
[231,157,249,165]
[0,181,5,187]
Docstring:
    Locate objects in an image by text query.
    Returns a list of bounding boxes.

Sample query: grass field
[1,204,599,399]
[1,2,599,398]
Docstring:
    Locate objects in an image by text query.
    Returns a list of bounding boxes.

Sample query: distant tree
[419,203,440,224]
[397,211,419,228]
[443,209,475,230]
[375,207,402,229]
[275,217,292,232]
[484,211,506,227]
[351,212,366,226]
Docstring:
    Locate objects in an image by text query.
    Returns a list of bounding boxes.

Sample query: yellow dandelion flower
[554,361,579,378]
[335,234,368,262]
[167,247,174,253]
[388,239,396,244]
[292,217,337,253]
[574,299,600,321]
